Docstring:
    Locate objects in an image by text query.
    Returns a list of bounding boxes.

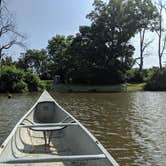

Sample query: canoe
[0,90,118,166]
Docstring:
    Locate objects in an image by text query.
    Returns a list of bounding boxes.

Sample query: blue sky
[5,0,164,68]
[6,0,93,56]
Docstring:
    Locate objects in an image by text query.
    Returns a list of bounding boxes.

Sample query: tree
[1,56,13,66]
[68,0,143,84]
[154,0,166,70]
[16,49,50,79]
[0,1,26,69]
[47,35,74,81]
[135,0,158,71]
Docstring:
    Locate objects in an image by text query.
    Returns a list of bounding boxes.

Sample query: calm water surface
[0,92,166,166]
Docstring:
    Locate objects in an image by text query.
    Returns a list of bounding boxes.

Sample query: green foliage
[0,66,43,93]
[144,68,166,91]
[1,56,14,66]
[16,49,51,79]
[67,0,140,84]
[127,69,146,83]
[24,72,43,92]
[15,80,28,93]
[135,0,159,31]
[2,0,159,87]
[126,68,160,83]
[70,69,125,85]
[47,35,74,80]
[44,0,159,85]
[0,66,26,93]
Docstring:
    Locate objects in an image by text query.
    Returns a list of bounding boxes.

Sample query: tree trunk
[158,7,162,70]
[159,55,162,70]
[158,28,162,69]
[0,49,2,76]
[139,30,145,72]
[139,55,143,71]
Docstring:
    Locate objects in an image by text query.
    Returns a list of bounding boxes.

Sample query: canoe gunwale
[0,154,106,164]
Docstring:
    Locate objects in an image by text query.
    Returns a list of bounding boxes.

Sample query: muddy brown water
[0,92,166,166]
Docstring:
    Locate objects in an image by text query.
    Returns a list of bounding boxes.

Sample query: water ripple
[0,92,166,166]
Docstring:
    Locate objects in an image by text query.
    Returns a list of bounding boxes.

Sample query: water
[0,92,166,166]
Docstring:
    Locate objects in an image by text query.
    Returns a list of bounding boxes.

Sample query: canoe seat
[19,122,78,130]
[20,117,76,145]
[21,116,75,131]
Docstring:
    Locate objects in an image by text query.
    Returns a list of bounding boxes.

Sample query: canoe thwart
[18,122,78,128]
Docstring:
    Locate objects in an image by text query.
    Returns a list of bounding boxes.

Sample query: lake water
[0,92,166,166]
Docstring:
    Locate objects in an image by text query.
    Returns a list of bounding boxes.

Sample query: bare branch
[0,1,26,60]
[142,38,154,53]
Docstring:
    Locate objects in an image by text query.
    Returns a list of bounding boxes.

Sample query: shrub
[144,68,166,91]
[24,72,43,92]
[0,66,27,93]
[0,66,43,93]
[15,80,28,93]
[126,68,147,83]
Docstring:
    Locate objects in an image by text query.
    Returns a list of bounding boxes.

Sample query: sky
[4,0,166,68]
[6,0,93,55]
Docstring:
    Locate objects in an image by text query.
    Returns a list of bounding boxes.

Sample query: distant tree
[47,35,74,81]
[16,53,28,71]
[16,49,50,79]
[154,0,166,70]
[134,0,158,71]
[1,56,13,66]
[69,0,144,84]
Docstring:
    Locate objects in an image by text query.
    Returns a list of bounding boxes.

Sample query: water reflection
[0,92,166,166]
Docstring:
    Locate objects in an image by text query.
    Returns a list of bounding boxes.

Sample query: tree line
[1,0,166,92]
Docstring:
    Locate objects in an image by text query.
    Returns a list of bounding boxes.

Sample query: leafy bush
[127,68,147,83]
[24,72,43,92]
[0,65,43,93]
[15,80,28,93]
[0,66,27,93]
[144,67,159,82]
[144,68,166,91]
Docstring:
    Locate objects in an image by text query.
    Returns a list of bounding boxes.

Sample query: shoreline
[0,82,146,94]
[53,83,145,93]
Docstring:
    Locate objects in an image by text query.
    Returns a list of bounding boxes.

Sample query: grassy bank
[48,82,145,92]
[125,83,145,92]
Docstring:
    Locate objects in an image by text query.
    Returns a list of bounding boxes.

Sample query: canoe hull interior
[0,90,118,166]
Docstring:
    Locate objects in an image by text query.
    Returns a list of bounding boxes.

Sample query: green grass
[125,83,145,92]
